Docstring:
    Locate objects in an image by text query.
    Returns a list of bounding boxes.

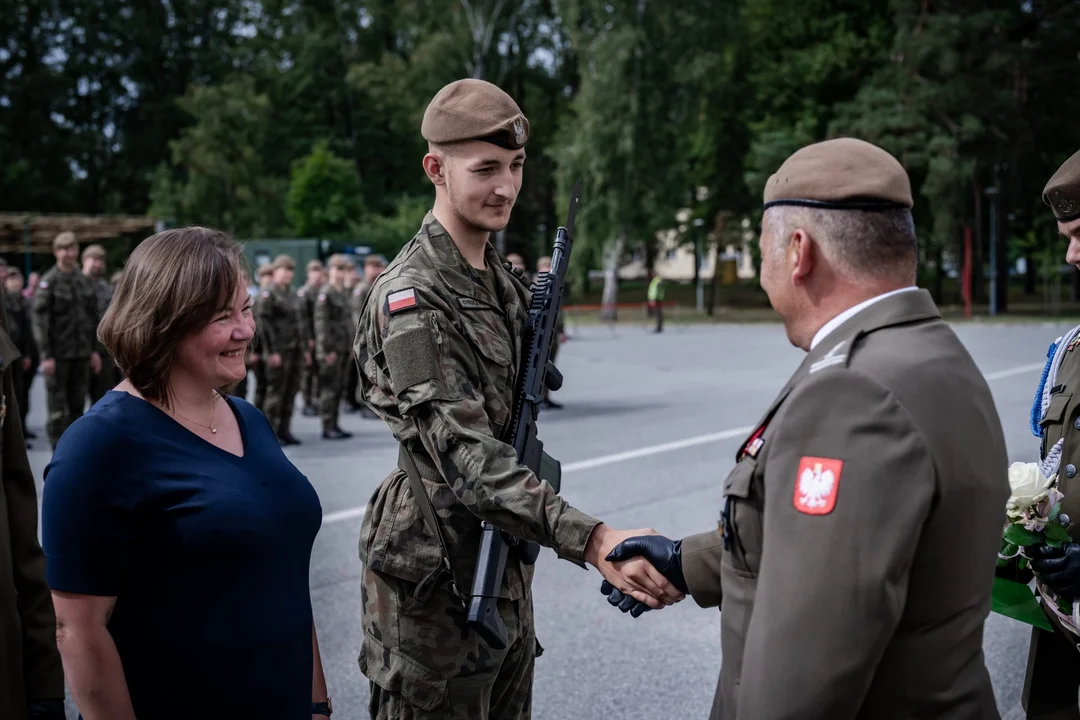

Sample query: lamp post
[985,185,1000,316]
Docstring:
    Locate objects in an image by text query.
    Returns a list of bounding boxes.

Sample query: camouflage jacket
[314,285,351,360]
[4,291,35,359]
[297,283,318,346]
[354,212,600,600]
[90,276,112,353]
[350,280,369,328]
[31,266,98,359]
[255,285,304,354]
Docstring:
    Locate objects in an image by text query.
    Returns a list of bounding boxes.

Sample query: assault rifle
[466,181,581,649]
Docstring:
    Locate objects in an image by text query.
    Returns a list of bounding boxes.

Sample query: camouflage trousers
[263,348,302,437]
[360,566,539,719]
[318,358,345,431]
[45,358,89,448]
[302,353,319,408]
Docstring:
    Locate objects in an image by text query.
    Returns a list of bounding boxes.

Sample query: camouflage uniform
[4,291,35,433]
[314,285,350,433]
[354,214,600,718]
[298,283,319,411]
[31,267,98,448]
[86,276,119,405]
[255,285,304,440]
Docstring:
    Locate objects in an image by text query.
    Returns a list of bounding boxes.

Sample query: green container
[240,238,327,289]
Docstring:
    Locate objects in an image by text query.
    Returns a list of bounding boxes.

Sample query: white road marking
[322,361,1043,525]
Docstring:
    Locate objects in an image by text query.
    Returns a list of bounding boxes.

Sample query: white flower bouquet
[994,455,1079,633]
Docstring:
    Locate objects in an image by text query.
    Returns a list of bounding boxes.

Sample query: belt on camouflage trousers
[398,440,468,607]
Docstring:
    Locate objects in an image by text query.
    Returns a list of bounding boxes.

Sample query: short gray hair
[766,206,917,282]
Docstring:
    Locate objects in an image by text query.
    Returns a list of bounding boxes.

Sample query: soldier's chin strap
[399,442,466,607]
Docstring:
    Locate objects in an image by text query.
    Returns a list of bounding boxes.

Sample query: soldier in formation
[353,78,674,719]
[4,269,36,442]
[82,244,120,405]
[251,262,274,412]
[254,255,306,445]
[31,232,101,449]
[347,254,385,419]
[313,255,353,440]
[299,259,324,417]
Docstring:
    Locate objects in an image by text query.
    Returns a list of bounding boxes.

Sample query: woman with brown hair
[40,227,333,720]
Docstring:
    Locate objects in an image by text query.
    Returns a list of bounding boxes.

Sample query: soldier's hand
[21,357,30,372]
[250,353,261,365]
[1030,542,1080,600]
[41,358,55,376]
[325,351,337,366]
[90,351,102,374]
[584,524,684,609]
[305,351,313,367]
[267,353,282,368]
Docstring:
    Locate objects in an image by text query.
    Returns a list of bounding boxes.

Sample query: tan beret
[763,138,913,211]
[272,254,295,270]
[1043,149,1080,222]
[306,258,324,272]
[81,243,107,260]
[327,254,352,270]
[53,231,77,250]
[364,254,388,268]
[422,79,529,149]
[257,263,273,277]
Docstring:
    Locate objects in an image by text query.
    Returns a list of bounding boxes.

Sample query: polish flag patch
[387,288,418,314]
[793,456,843,515]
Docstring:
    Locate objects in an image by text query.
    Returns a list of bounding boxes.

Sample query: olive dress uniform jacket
[682,289,1009,720]
[0,298,64,719]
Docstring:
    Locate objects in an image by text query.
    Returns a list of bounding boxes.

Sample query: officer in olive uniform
[299,259,324,416]
[4,271,36,442]
[255,255,306,444]
[313,255,352,440]
[353,78,674,720]
[0,271,66,720]
[82,244,119,405]
[31,232,101,449]
[252,263,274,412]
[602,139,1009,719]
[1018,149,1080,720]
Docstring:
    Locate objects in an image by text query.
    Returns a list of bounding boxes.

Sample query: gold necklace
[170,392,219,434]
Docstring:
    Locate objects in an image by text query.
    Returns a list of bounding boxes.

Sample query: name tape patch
[387,288,418,314]
[458,297,490,310]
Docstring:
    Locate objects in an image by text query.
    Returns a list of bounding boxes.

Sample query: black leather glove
[27,699,66,720]
[600,579,651,617]
[605,535,688,594]
[1029,542,1080,600]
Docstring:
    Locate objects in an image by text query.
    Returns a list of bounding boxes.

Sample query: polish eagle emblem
[794,457,843,515]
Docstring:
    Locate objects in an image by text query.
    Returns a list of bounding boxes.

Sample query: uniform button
[1068,464,1078,478]
[1074,417,1080,430]
[1060,513,1071,528]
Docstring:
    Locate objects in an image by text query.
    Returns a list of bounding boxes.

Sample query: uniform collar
[419,211,524,312]
[810,286,920,350]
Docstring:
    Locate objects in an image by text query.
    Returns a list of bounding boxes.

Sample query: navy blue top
[42,391,322,720]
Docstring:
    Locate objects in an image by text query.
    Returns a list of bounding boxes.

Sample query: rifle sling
[398,442,466,605]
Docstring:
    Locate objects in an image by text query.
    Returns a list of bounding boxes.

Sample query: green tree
[149,76,283,237]
[286,140,364,238]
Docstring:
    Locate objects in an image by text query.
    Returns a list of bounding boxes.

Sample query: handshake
[584,525,688,617]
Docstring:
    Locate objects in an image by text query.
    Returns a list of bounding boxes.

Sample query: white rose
[1007,462,1051,511]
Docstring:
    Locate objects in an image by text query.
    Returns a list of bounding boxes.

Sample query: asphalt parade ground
[27,318,1075,720]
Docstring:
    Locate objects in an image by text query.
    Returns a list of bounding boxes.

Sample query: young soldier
[353,78,679,719]
[299,259,324,416]
[313,255,352,440]
[254,255,304,445]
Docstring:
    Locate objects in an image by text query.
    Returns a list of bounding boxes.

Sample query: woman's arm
[311,622,330,718]
[52,591,137,720]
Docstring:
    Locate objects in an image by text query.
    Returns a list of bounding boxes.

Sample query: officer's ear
[789,228,817,287]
